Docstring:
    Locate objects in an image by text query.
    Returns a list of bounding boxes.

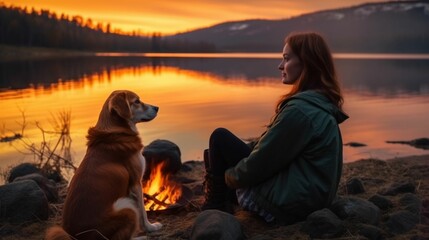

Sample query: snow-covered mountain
[168,0,429,53]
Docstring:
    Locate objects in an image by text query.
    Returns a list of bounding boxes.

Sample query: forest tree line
[0,4,217,52]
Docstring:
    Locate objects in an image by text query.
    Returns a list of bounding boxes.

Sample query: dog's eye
[134,99,141,104]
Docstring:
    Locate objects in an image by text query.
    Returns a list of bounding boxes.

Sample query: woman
[202,32,349,225]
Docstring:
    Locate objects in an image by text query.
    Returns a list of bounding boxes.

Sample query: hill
[168,0,429,53]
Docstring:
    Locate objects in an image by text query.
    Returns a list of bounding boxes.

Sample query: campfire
[143,161,183,211]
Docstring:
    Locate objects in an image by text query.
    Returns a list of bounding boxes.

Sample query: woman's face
[278,43,303,85]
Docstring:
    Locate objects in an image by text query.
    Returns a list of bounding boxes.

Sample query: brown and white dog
[45,90,162,240]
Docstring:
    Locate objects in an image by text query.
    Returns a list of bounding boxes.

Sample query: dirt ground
[2,154,428,240]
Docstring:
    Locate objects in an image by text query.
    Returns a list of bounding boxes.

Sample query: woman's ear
[108,92,131,119]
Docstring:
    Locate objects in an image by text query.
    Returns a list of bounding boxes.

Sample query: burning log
[144,193,170,209]
[142,160,195,212]
[143,161,183,211]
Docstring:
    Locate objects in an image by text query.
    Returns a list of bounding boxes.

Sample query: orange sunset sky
[5,0,385,35]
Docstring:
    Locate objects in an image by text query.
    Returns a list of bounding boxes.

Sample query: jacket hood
[287,90,349,124]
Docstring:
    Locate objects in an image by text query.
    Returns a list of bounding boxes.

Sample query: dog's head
[96,90,159,132]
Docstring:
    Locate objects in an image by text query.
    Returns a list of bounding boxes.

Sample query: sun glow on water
[1,54,428,184]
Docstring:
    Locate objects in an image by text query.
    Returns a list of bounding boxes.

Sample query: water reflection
[0,55,428,174]
[336,59,429,96]
[1,56,428,97]
[0,57,152,94]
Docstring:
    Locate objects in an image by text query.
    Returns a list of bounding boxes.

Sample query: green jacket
[225,90,348,223]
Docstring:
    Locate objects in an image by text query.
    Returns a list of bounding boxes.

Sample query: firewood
[143,193,169,208]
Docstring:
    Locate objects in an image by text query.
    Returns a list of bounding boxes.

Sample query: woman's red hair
[276,32,344,113]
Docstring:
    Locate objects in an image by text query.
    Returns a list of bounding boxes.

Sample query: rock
[346,177,365,194]
[301,208,344,238]
[399,193,421,216]
[143,139,182,179]
[385,210,420,235]
[411,138,429,149]
[386,138,429,150]
[368,194,393,210]
[190,209,244,240]
[344,142,367,147]
[7,163,41,183]
[248,235,272,240]
[358,224,384,240]
[13,173,59,202]
[0,133,22,143]
[330,196,381,225]
[0,180,49,224]
[378,181,416,196]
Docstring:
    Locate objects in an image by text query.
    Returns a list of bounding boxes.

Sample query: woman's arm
[225,106,314,188]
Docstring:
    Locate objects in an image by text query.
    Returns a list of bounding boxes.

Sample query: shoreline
[3,45,429,62]
[1,153,428,240]
[1,152,428,184]
[0,44,97,62]
[347,153,429,166]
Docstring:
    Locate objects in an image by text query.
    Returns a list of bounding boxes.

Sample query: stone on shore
[7,163,41,183]
[143,139,182,179]
[13,173,59,202]
[385,210,420,235]
[0,180,49,224]
[330,196,381,225]
[378,180,416,196]
[190,210,244,240]
[301,208,344,238]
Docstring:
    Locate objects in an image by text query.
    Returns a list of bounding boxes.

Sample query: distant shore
[0,45,96,61]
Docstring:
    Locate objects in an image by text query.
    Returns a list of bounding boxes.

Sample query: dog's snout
[153,106,159,112]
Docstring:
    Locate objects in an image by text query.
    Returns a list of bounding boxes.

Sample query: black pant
[205,128,252,175]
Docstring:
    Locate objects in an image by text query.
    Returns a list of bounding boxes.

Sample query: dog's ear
[108,92,131,119]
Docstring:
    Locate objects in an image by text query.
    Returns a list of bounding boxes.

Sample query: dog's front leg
[133,184,162,232]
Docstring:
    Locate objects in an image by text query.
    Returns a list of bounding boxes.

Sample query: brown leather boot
[201,172,234,213]
[201,149,235,213]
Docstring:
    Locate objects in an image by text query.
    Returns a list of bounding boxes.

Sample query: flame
[143,161,182,211]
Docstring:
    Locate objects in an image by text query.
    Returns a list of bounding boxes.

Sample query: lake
[1,53,429,179]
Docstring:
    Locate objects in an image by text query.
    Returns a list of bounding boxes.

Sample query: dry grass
[1,110,77,184]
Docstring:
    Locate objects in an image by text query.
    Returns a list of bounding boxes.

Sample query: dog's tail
[44,199,138,240]
[113,197,138,213]
[113,197,139,231]
[45,226,72,240]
